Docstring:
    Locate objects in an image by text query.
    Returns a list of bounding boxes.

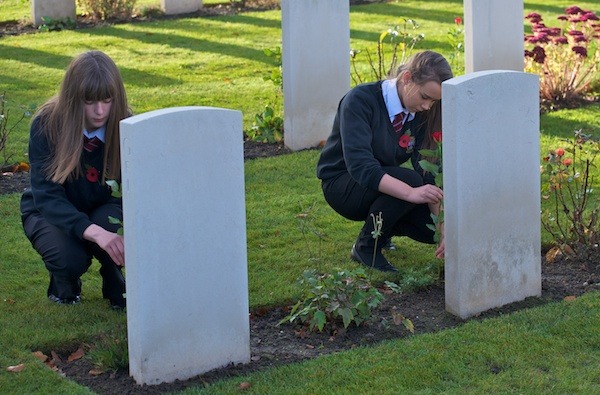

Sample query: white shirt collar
[83,125,106,142]
[382,78,415,122]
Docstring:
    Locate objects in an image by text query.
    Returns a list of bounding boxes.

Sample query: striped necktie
[392,112,405,133]
[83,136,102,152]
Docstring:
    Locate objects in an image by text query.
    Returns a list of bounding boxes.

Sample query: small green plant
[138,5,164,19]
[296,202,327,266]
[0,92,31,166]
[106,180,124,236]
[541,130,599,257]
[77,0,136,20]
[38,16,76,32]
[246,105,283,143]
[279,267,386,332]
[447,16,464,74]
[262,46,282,92]
[351,18,424,84]
[524,6,600,108]
[418,131,444,243]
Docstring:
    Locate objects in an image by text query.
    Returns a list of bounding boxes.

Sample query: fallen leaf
[17,162,30,172]
[68,347,85,362]
[564,295,577,302]
[51,350,62,363]
[238,381,252,390]
[545,246,562,263]
[88,368,105,376]
[7,363,25,373]
[563,244,575,256]
[45,361,58,371]
[32,351,48,362]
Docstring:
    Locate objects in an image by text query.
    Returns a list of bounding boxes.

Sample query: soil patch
[49,253,599,394]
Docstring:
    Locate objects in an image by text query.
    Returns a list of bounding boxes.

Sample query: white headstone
[442,70,541,319]
[31,0,76,26]
[161,0,201,15]
[464,0,524,73]
[281,0,350,151]
[120,107,250,385]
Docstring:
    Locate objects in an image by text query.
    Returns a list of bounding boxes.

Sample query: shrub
[246,105,283,143]
[524,6,600,109]
[279,268,386,332]
[351,18,424,85]
[541,130,599,257]
[77,0,137,21]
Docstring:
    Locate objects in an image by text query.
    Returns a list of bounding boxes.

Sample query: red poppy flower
[432,131,442,143]
[562,158,573,166]
[86,167,99,183]
[398,134,412,148]
[454,16,462,25]
[555,148,565,156]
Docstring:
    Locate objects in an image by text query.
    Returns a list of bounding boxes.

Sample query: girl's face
[398,76,441,113]
[84,99,112,131]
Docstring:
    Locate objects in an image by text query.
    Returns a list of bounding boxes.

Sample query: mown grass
[0,0,599,393]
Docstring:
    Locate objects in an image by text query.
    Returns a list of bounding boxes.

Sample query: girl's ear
[401,71,412,84]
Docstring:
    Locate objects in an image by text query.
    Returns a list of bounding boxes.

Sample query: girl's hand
[407,184,443,205]
[83,224,125,266]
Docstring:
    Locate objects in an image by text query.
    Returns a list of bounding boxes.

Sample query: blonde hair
[34,50,129,184]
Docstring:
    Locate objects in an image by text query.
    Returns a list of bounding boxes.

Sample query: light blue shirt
[381,78,415,123]
[83,125,106,142]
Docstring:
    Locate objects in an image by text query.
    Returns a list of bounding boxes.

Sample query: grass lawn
[1,0,599,393]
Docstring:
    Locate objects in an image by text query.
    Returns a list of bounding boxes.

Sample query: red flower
[86,167,99,183]
[398,134,412,148]
[555,148,565,156]
[562,158,573,166]
[432,131,442,143]
[454,16,462,25]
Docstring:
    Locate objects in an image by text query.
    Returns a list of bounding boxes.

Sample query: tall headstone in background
[31,0,76,26]
[120,107,250,385]
[442,70,541,319]
[161,0,201,15]
[281,0,350,151]
[464,0,524,73]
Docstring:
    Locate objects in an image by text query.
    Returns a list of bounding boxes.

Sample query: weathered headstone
[281,0,350,151]
[442,70,541,319]
[464,0,524,73]
[161,0,201,15]
[120,107,250,385]
[31,0,76,26]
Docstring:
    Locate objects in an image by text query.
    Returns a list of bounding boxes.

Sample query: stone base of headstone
[120,106,249,385]
[31,0,76,26]
[443,70,541,319]
[161,0,201,15]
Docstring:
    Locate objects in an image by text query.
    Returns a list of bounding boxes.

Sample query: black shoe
[350,244,398,272]
[380,238,397,251]
[109,298,126,311]
[48,294,81,305]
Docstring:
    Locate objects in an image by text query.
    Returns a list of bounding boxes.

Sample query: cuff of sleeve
[74,218,93,240]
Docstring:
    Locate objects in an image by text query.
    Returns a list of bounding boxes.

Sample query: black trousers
[321,166,435,249]
[22,203,125,303]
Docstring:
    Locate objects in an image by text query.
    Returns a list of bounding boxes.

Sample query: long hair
[35,50,129,184]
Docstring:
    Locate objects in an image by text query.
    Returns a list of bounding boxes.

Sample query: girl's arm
[378,174,443,204]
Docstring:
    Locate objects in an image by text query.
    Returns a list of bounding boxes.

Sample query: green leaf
[418,159,439,175]
[108,216,122,225]
[418,149,437,157]
[339,307,354,328]
[313,310,326,332]
[435,173,443,188]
